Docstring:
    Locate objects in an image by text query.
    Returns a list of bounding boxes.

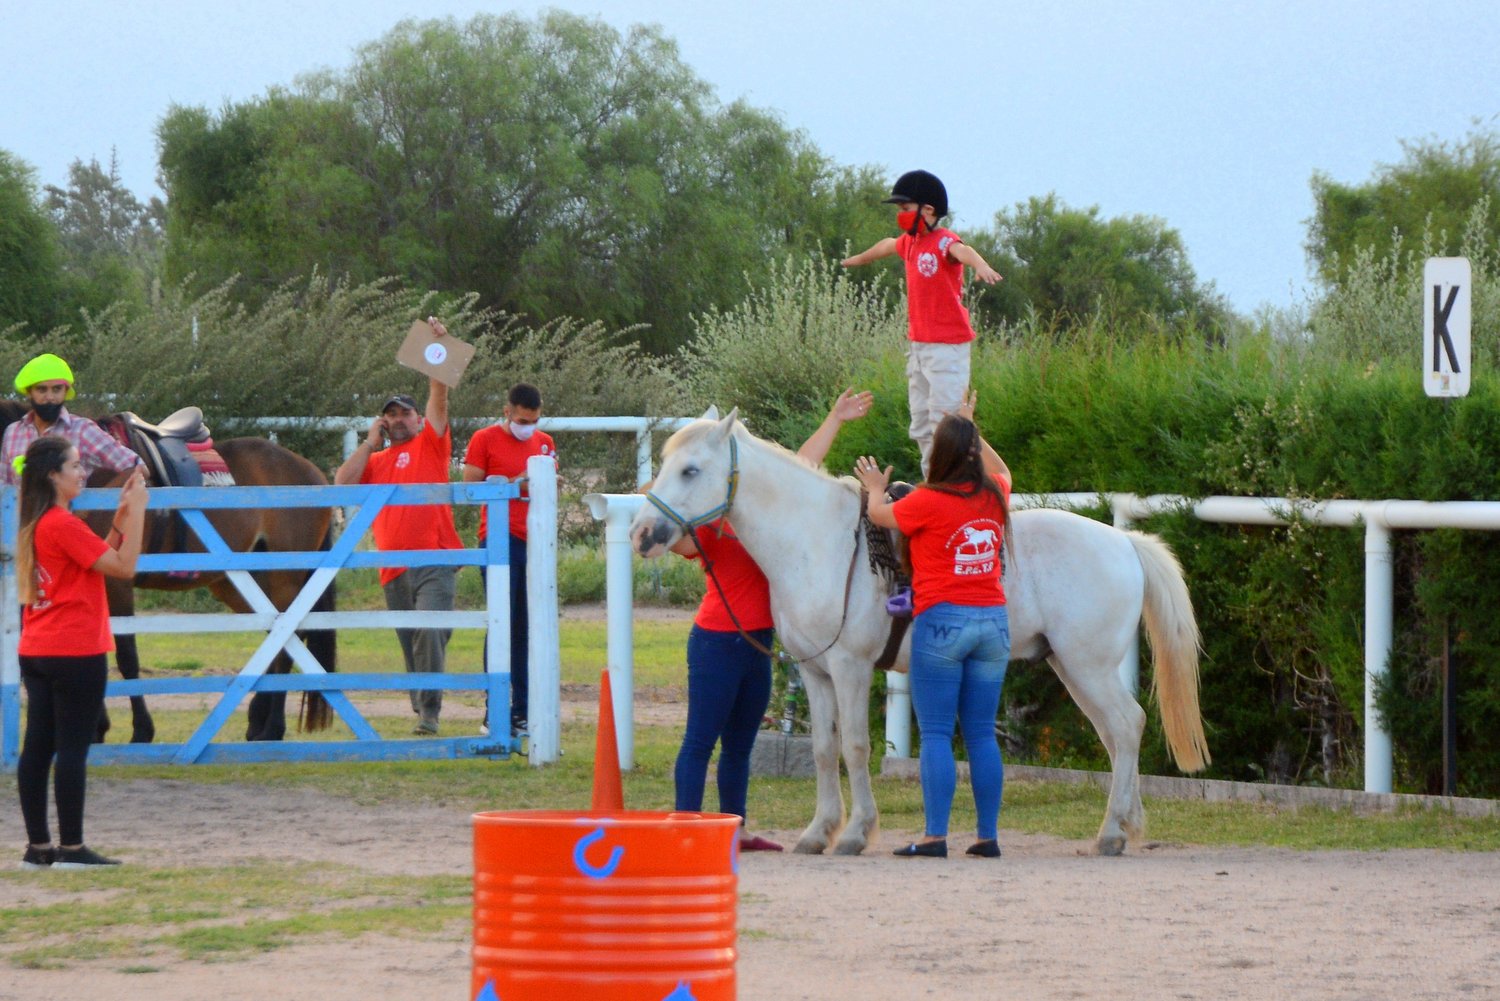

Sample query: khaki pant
[906,341,971,475]
[382,564,457,728]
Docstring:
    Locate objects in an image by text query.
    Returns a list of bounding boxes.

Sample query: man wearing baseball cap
[2,353,141,487]
[842,170,1003,475]
[335,319,462,735]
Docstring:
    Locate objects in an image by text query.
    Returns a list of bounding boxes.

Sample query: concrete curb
[879,756,1500,819]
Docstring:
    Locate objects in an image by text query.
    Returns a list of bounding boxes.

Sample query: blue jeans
[910,602,1010,840]
[674,626,773,820]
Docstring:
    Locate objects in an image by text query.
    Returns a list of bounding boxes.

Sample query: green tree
[1307,123,1500,286]
[966,193,1229,337]
[44,152,165,315]
[158,12,890,352]
[0,150,63,334]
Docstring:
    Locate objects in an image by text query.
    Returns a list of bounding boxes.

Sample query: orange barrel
[473,809,740,1001]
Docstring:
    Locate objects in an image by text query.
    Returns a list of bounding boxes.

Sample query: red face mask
[896,210,926,234]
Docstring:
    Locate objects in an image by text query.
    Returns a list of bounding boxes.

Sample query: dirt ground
[6,783,1499,999]
[4,649,1499,1000]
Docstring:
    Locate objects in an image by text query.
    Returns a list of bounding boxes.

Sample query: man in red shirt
[335,320,462,735]
[841,170,1002,475]
[462,383,556,735]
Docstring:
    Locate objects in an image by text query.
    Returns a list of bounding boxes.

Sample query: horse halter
[645,434,740,538]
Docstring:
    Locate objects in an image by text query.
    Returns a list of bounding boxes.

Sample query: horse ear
[711,407,738,441]
[700,405,720,421]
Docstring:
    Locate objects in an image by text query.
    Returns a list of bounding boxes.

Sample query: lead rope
[689,491,866,666]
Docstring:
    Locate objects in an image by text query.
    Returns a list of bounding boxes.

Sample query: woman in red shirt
[856,393,1011,859]
[15,436,146,869]
[665,390,872,853]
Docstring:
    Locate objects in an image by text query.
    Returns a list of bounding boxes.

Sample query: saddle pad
[187,440,235,487]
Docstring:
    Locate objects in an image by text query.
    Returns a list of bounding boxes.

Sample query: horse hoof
[131,721,156,744]
[792,840,827,855]
[1096,835,1127,856]
[832,839,867,856]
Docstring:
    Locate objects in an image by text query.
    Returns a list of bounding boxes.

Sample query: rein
[647,437,862,665]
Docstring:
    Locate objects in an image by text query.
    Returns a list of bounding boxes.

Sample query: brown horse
[1,402,337,742]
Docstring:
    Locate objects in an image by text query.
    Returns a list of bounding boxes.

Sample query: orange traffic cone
[591,669,624,811]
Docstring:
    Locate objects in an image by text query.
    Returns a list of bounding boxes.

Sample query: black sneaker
[20,845,55,870]
[53,846,121,869]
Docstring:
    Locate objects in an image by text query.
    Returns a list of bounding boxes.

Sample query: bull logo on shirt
[917,251,940,278]
[945,519,1001,576]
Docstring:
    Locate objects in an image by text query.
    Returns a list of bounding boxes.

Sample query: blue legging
[910,602,1010,840]
[674,626,773,819]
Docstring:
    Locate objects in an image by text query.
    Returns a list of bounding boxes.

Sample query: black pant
[18,654,108,846]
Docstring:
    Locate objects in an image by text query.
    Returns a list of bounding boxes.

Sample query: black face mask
[32,401,64,424]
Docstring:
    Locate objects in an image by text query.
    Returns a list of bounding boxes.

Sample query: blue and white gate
[0,456,560,769]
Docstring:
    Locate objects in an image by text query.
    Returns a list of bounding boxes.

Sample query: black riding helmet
[882,169,949,219]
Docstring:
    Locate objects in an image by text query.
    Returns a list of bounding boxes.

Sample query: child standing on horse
[841,170,1002,476]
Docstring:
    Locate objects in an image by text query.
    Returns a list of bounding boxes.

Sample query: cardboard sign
[396,320,476,387]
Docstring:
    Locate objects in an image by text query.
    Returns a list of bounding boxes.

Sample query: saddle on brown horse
[97,407,234,489]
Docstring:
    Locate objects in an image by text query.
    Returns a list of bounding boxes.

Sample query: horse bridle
[645,434,861,665]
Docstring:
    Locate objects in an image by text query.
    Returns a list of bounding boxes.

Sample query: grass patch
[0,862,468,969]
[127,616,690,688]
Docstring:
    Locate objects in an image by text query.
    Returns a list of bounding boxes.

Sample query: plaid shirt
[1,407,141,486]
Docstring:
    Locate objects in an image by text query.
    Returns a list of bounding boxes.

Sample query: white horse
[631,410,1209,856]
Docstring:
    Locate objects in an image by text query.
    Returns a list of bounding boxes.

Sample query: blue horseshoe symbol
[572,826,625,880]
[662,981,698,1001]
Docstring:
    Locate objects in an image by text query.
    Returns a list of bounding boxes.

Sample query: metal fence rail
[1,458,561,769]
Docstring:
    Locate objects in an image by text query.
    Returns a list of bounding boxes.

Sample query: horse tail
[299,528,338,733]
[1129,530,1210,773]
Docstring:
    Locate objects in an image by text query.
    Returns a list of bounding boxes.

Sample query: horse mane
[662,418,861,495]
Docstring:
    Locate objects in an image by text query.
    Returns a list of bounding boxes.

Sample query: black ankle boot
[892,839,947,858]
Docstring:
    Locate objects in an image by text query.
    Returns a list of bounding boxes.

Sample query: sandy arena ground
[4,605,1498,1000]
[5,767,1498,1000]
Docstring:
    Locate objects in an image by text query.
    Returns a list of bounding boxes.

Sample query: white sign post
[1423,257,1471,398]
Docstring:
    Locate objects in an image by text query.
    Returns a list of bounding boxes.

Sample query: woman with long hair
[16,435,146,869]
[855,391,1012,859]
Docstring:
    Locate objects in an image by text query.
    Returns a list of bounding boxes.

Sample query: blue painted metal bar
[3,477,527,769]
[108,611,492,634]
[108,673,504,696]
[172,487,391,763]
[72,481,518,511]
[89,736,513,766]
[0,486,18,772]
[127,549,490,573]
[483,502,511,741]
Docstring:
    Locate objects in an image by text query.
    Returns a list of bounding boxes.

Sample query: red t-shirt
[896,227,975,344]
[360,422,463,586]
[892,473,1012,616]
[685,521,774,633]
[463,423,558,541]
[20,506,113,656]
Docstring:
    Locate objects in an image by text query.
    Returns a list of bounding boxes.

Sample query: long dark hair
[901,414,1014,577]
[16,436,75,604]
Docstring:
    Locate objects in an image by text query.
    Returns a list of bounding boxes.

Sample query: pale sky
[5,0,1499,315]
